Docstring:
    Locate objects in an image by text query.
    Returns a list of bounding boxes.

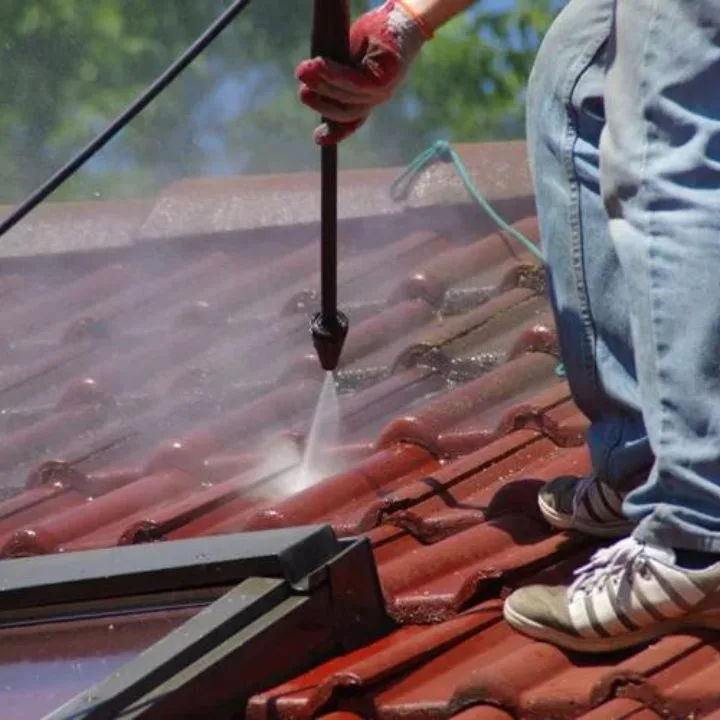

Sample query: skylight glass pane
[0,607,198,720]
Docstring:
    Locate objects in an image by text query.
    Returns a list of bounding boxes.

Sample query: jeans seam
[560,32,612,402]
[636,0,669,459]
[628,0,687,549]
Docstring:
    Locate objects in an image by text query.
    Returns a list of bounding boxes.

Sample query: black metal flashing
[305,535,392,651]
[0,524,339,623]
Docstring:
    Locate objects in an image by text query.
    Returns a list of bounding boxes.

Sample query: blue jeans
[528,0,720,552]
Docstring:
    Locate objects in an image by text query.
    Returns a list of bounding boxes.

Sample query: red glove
[296,0,432,145]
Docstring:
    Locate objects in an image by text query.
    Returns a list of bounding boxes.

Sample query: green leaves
[404,0,554,143]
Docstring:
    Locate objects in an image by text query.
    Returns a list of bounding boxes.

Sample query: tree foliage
[0,0,557,203]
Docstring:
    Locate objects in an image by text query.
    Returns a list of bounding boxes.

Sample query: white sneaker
[503,536,720,652]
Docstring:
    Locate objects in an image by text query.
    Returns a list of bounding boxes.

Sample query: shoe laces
[568,537,647,599]
[571,474,597,518]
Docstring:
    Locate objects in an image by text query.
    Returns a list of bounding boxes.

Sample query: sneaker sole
[537,494,634,538]
[503,601,720,653]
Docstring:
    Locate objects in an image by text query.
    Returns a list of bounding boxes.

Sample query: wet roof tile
[249,549,720,719]
[0,142,716,718]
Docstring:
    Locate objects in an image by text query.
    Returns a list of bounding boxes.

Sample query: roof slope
[0,142,717,719]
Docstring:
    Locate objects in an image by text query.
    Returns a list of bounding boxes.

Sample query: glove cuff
[390,0,435,41]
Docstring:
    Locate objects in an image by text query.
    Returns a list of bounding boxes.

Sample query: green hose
[390,139,566,379]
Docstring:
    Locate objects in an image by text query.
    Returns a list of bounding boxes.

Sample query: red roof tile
[0,142,716,718]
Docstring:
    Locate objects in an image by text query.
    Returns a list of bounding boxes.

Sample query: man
[297,0,720,653]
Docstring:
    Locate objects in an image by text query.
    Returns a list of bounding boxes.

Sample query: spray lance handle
[311,0,351,64]
[309,0,351,372]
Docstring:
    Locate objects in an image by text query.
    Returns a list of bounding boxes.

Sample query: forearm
[400,0,479,35]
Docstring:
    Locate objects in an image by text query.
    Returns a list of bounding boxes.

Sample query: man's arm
[402,0,479,35]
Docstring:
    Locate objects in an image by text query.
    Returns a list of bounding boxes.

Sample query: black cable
[0,0,254,239]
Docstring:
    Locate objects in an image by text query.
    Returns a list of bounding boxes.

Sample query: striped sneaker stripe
[568,592,602,638]
[647,563,705,609]
[579,493,605,524]
[585,484,608,521]
[605,583,641,632]
[588,583,635,635]
[596,482,625,518]
[580,482,624,524]
[621,583,661,627]
[632,579,676,622]
[584,593,610,637]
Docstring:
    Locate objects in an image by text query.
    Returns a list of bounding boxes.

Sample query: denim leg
[527,0,653,489]
[600,0,720,551]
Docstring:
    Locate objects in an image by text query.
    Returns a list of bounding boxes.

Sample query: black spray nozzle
[311,311,349,371]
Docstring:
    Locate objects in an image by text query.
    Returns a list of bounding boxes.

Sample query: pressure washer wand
[309,0,351,372]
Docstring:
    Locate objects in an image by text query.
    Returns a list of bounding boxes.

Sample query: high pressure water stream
[301,372,340,480]
[255,373,340,499]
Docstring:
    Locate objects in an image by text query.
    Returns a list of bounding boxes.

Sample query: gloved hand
[296,0,432,145]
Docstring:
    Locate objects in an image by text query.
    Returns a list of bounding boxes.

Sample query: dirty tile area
[0,144,717,719]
